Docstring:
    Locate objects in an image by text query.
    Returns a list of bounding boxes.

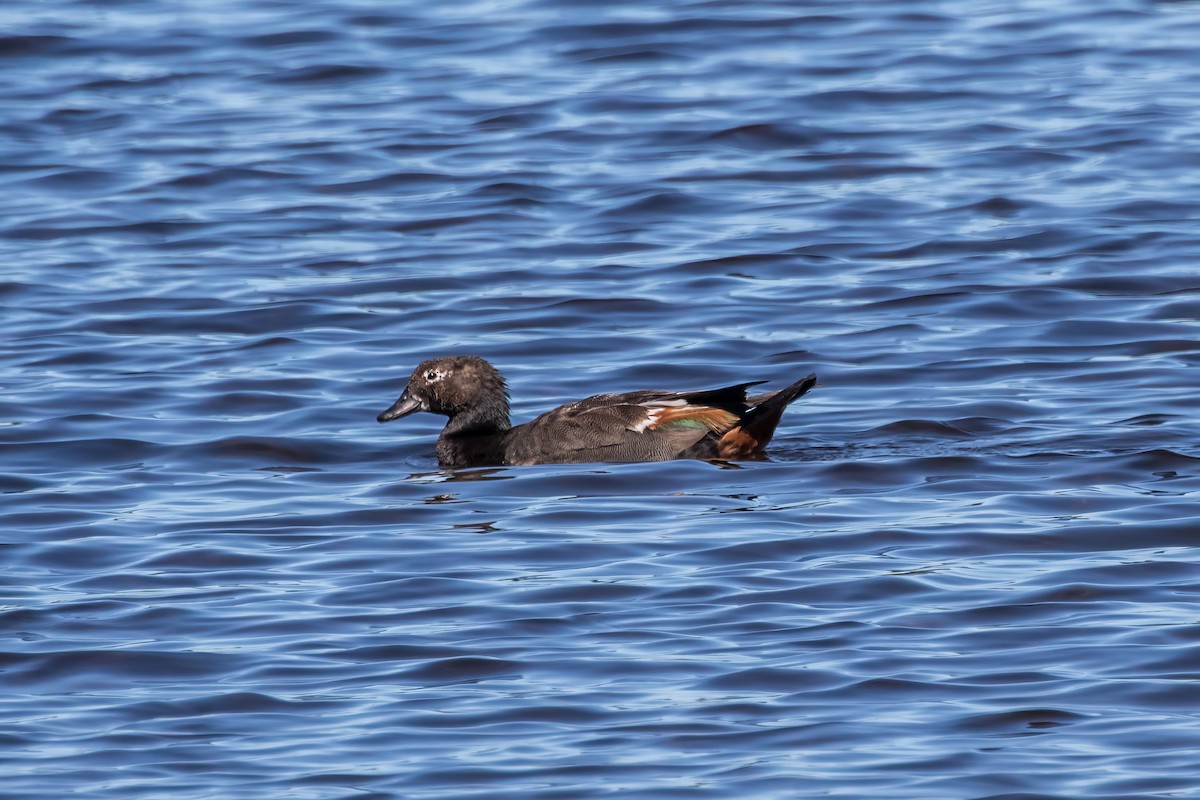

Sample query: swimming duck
[377,355,817,468]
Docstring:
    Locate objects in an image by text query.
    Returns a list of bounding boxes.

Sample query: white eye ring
[425,369,441,381]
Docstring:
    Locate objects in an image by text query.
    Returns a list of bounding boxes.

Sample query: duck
[377,355,817,468]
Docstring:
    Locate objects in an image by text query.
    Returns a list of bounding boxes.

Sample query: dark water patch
[37,107,133,134]
[2,437,163,472]
[867,419,978,439]
[327,643,471,662]
[135,546,281,571]
[264,63,389,85]
[468,180,558,201]
[598,190,717,218]
[576,47,691,65]
[0,34,75,57]
[703,123,828,149]
[2,649,244,688]
[26,168,125,192]
[314,171,452,194]
[238,30,340,48]
[951,708,1087,734]
[121,690,335,722]
[163,166,301,190]
[397,656,524,684]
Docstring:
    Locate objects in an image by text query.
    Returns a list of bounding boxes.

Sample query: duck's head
[377,355,508,422]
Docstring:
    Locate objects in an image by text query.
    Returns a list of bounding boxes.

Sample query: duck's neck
[437,401,512,468]
[443,398,511,438]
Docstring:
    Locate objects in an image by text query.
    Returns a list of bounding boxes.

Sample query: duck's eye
[425,369,439,381]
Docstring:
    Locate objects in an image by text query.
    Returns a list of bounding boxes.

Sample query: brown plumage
[647,406,739,433]
[377,355,817,468]
[717,427,761,459]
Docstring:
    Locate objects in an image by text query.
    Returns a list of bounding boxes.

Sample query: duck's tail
[717,373,817,459]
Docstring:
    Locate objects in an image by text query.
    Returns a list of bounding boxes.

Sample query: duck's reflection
[406,466,514,484]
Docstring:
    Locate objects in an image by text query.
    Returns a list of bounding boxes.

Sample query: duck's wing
[503,383,764,465]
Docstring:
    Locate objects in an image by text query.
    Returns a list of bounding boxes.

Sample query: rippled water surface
[4,0,1200,797]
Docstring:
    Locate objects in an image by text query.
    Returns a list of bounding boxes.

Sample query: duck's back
[499,388,747,466]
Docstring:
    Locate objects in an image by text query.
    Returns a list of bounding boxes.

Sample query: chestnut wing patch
[638,404,739,434]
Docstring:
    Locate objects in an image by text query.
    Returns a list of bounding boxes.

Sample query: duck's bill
[377,389,423,423]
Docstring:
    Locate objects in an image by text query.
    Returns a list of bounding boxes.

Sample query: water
[3,0,1200,797]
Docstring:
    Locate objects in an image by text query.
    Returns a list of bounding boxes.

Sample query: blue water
[3,1,1200,797]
